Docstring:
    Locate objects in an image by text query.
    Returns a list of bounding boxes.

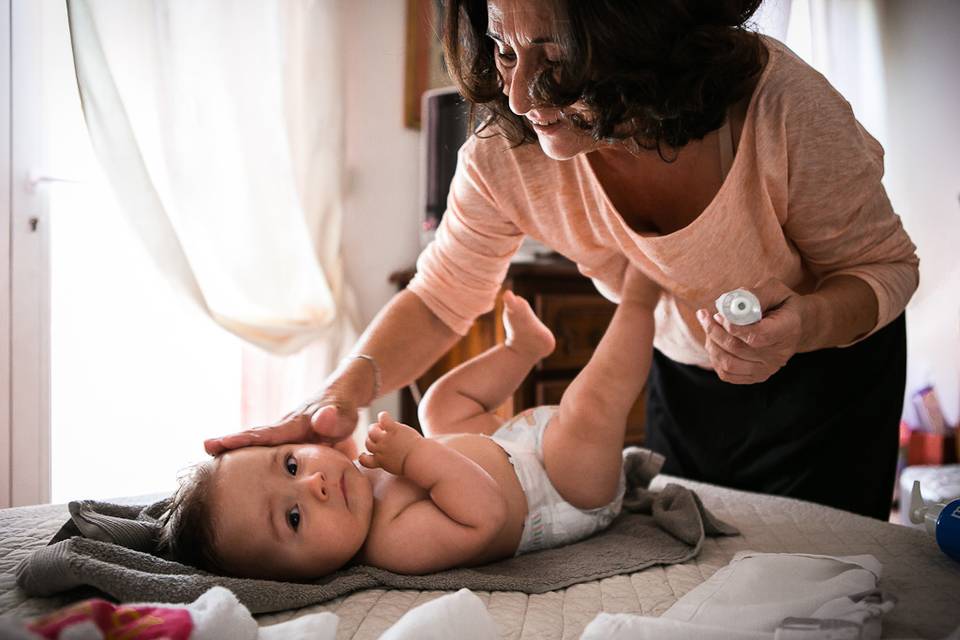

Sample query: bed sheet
[1,476,957,639]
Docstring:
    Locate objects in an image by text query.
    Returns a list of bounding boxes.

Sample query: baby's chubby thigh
[487,405,620,509]
[540,409,625,511]
[489,410,625,554]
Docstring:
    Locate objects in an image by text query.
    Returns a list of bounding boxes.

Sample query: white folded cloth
[6,554,896,640]
[138,586,338,640]
[379,588,499,640]
[581,552,895,640]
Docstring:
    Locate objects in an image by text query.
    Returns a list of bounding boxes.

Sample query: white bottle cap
[715,289,762,326]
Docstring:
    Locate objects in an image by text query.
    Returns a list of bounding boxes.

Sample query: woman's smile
[530,118,561,133]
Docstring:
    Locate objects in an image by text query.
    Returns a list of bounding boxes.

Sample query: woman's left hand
[696,279,807,384]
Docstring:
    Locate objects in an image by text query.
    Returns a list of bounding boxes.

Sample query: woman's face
[487,0,597,160]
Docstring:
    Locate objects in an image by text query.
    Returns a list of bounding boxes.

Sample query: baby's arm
[359,412,508,574]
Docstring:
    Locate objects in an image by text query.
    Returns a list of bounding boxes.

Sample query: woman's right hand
[203,400,359,456]
[204,290,462,458]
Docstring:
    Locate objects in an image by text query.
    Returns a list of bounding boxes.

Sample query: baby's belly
[434,433,528,562]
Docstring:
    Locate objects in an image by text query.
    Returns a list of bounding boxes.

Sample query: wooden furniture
[390,255,646,446]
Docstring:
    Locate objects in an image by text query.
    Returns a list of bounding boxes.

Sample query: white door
[4,0,245,507]
[2,0,50,508]
[0,0,12,509]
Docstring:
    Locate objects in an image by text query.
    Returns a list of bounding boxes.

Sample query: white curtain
[754,0,887,145]
[67,0,360,421]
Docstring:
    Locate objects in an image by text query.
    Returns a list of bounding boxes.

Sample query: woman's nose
[505,63,533,116]
[303,471,328,502]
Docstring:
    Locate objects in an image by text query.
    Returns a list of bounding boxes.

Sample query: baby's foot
[503,290,555,360]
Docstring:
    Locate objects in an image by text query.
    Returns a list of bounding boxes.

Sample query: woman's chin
[536,131,592,161]
[538,142,578,160]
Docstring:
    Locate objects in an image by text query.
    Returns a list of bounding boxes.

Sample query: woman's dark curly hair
[442,0,766,153]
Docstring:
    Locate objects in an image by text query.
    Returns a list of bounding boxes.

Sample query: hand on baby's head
[358,412,423,476]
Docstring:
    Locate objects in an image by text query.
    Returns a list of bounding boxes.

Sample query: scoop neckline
[578,35,780,245]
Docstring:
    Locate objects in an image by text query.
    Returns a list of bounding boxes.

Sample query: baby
[162,269,657,580]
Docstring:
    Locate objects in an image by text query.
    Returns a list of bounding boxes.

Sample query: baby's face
[210,443,373,580]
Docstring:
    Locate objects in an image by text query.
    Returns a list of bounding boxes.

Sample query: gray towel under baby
[15,448,738,615]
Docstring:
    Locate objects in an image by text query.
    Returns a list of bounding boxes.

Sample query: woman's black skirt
[644,313,907,520]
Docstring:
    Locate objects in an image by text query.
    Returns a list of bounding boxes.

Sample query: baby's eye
[287,505,301,531]
[285,455,298,476]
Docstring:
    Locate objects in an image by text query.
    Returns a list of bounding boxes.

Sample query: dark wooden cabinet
[390,255,646,446]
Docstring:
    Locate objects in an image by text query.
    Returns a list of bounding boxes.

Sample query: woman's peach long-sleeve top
[407,37,919,369]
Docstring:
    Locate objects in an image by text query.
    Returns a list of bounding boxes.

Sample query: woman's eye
[285,455,298,476]
[495,49,517,65]
[287,505,301,531]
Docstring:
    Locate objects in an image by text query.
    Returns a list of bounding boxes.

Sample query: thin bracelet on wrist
[295,354,382,416]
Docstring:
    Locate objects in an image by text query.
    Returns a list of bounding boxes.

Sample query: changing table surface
[1,476,957,639]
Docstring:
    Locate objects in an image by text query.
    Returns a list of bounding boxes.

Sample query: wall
[342,1,424,418]
[881,0,960,425]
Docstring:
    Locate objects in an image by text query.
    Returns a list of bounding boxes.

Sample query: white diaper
[490,405,626,555]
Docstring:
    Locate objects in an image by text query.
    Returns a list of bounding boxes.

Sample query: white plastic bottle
[909,480,960,562]
[715,289,762,325]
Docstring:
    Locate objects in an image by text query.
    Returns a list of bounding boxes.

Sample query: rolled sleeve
[407,138,524,335]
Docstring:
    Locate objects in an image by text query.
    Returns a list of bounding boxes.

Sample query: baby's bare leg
[419,291,555,437]
[543,271,658,509]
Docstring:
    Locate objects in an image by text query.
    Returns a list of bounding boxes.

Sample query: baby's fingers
[358,452,379,469]
[367,423,386,443]
[377,411,399,431]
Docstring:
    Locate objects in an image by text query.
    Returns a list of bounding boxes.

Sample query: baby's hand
[358,411,423,476]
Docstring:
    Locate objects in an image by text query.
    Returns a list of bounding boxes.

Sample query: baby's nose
[304,471,328,502]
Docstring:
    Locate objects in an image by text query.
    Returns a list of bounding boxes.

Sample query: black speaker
[420,87,470,247]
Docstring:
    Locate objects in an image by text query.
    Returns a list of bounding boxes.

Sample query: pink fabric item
[408,37,919,368]
[27,598,193,639]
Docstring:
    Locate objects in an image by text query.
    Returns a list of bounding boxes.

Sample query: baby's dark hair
[157,459,224,573]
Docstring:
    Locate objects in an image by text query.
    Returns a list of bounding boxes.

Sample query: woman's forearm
[799,275,879,352]
[324,289,461,407]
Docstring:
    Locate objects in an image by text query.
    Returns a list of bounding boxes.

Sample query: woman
[206,0,918,520]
